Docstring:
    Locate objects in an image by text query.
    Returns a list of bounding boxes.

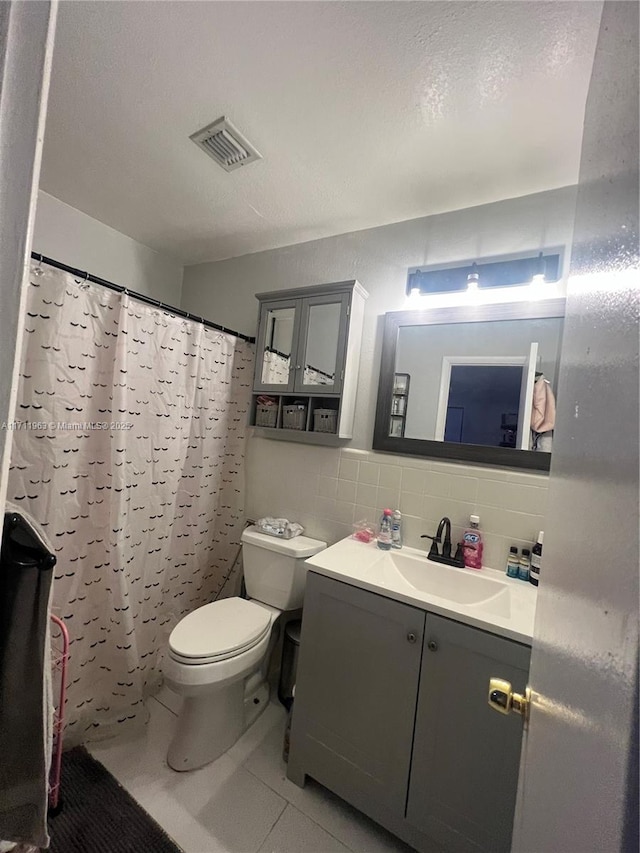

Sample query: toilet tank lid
[241,526,326,558]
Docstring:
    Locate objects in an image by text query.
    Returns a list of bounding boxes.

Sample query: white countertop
[305,537,537,645]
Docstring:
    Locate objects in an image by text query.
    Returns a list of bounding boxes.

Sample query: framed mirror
[373,299,565,470]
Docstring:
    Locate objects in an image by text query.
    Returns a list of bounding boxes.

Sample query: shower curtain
[6,263,253,741]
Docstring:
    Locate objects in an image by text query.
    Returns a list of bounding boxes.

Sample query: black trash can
[278,618,301,709]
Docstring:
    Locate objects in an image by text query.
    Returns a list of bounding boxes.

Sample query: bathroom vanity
[287,538,536,853]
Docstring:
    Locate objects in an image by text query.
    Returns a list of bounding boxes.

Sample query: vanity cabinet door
[406,613,531,853]
[289,572,425,818]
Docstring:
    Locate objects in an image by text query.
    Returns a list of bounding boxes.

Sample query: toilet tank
[240,526,326,610]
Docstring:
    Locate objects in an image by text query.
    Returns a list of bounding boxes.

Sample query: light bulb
[467,264,480,292]
[531,252,546,284]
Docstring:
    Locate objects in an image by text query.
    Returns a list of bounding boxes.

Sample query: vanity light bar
[406,250,563,297]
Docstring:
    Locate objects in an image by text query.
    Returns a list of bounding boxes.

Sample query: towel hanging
[0,510,56,849]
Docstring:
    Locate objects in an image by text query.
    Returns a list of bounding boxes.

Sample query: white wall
[182,186,576,568]
[33,191,184,304]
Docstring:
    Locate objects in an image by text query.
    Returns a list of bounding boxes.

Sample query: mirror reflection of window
[303,302,341,385]
[261,307,295,384]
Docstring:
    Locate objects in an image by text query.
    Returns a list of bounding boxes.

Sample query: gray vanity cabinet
[288,571,425,818]
[288,573,531,853]
[407,613,531,853]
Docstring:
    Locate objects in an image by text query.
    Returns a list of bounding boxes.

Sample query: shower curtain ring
[34,254,44,277]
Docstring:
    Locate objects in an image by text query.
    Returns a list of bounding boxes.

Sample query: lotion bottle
[391,510,403,549]
[462,515,483,569]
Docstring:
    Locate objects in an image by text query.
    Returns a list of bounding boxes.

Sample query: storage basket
[314,408,337,433]
[255,404,278,428]
[282,404,307,430]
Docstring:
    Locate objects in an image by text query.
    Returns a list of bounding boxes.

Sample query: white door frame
[0,1,57,510]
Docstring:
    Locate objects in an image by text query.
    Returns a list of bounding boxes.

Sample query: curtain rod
[30,252,256,344]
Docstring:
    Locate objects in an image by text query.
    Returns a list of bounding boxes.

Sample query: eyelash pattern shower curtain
[7,263,253,742]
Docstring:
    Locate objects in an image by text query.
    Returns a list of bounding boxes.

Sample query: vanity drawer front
[290,572,425,818]
[407,613,531,853]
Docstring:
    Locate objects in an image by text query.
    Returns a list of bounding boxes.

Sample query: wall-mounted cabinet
[251,281,367,443]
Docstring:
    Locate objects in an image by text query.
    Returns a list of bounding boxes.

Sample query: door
[253,298,301,393]
[289,573,425,817]
[406,614,531,853]
[293,292,350,394]
[512,6,639,851]
[0,2,57,508]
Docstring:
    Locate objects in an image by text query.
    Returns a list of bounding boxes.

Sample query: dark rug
[47,746,183,853]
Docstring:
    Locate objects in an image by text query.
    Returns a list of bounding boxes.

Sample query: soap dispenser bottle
[462,515,483,569]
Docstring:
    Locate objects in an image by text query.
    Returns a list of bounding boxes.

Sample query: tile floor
[89,686,414,853]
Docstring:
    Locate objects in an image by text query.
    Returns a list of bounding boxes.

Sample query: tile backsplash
[245,436,548,571]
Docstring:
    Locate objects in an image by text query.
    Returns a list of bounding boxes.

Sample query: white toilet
[163,525,326,771]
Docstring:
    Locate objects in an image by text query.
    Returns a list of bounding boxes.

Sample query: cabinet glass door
[294,293,350,394]
[254,299,300,392]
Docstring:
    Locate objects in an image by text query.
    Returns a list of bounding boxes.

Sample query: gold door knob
[488,678,531,722]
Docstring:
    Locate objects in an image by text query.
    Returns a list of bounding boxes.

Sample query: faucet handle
[420,534,440,559]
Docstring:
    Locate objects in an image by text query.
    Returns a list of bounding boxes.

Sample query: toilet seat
[169,598,272,665]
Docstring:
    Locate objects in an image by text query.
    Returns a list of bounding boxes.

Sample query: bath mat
[47,746,183,853]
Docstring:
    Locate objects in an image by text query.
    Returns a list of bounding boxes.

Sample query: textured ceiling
[40,1,602,264]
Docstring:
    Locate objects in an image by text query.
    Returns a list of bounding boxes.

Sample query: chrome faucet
[421,516,465,568]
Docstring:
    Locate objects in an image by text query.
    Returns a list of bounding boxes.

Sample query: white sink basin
[385,550,512,617]
[304,537,537,642]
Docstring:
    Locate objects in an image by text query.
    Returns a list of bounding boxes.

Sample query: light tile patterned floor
[89,688,414,853]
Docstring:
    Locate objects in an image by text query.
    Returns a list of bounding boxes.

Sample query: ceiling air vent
[190,116,262,172]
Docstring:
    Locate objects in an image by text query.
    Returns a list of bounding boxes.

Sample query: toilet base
[167,676,269,772]
[244,674,270,730]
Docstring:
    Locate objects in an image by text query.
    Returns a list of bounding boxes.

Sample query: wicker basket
[314,408,338,433]
[282,404,307,430]
[255,404,278,428]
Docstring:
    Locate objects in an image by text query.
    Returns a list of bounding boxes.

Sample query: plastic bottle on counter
[518,548,531,582]
[391,510,403,549]
[506,546,520,579]
[530,531,543,587]
[377,509,393,550]
[462,515,484,569]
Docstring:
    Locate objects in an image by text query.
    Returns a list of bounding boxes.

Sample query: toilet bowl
[164,526,326,771]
